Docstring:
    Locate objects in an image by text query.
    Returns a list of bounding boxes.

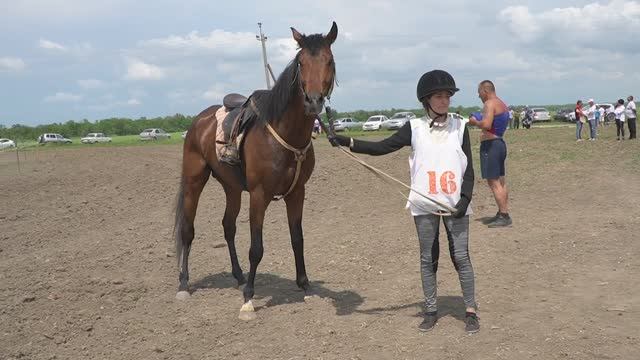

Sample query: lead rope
[319,113,455,216]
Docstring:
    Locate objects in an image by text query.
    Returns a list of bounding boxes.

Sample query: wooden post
[15,141,20,174]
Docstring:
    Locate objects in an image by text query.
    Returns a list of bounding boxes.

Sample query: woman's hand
[328,134,351,147]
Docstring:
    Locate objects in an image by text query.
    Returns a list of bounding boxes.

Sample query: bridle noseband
[293,59,335,102]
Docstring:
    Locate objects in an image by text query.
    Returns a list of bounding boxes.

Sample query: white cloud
[202,84,227,101]
[142,30,258,55]
[3,1,127,23]
[44,92,82,103]
[127,98,141,105]
[124,58,165,80]
[77,79,105,89]
[499,1,640,51]
[0,57,26,72]
[39,38,66,51]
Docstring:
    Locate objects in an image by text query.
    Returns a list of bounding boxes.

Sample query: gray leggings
[414,214,477,313]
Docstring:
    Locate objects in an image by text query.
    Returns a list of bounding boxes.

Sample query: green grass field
[0,120,587,154]
[6,132,186,151]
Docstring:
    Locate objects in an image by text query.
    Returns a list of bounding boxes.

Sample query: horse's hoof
[304,294,321,302]
[238,300,256,321]
[238,311,257,321]
[175,291,191,301]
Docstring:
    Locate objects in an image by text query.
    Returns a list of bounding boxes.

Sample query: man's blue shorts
[480,138,507,179]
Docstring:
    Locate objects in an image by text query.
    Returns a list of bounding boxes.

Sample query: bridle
[293,55,336,103]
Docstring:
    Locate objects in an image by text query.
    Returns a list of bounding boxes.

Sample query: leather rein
[249,98,312,201]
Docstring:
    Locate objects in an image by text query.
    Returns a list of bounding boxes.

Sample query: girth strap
[265,123,312,201]
[249,98,311,200]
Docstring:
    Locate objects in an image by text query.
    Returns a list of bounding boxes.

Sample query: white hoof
[175,291,191,301]
[304,294,321,302]
[238,300,256,321]
[238,311,257,321]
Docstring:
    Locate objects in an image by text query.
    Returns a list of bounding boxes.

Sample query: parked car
[0,138,16,149]
[531,107,551,122]
[38,133,72,144]
[333,117,361,132]
[181,130,188,139]
[139,128,171,141]
[449,112,465,122]
[596,103,615,122]
[362,115,388,131]
[81,133,112,144]
[554,109,573,121]
[565,103,615,122]
[382,112,416,130]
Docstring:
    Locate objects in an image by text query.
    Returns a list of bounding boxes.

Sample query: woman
[328,70,479,334]
[614,99,626,140]
[575,100,587,141]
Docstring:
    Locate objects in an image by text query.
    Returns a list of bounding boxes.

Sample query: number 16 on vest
[427,171,457,195]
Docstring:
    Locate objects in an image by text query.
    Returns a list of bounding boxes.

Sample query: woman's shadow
[191,272,364,316]
[354,296,467,322]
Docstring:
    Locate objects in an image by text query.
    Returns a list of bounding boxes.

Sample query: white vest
[406,115,471,216]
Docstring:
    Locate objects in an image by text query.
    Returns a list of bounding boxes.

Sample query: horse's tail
[173,175,186,266]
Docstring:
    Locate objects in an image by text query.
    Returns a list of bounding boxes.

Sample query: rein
[250,98,312,201]
[319,117,456,216]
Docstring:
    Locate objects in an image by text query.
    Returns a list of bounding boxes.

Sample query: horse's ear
[291,27,304,47]
[325,21,338,44]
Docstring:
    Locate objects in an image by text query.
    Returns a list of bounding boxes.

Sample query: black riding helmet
[417,70,459,126]
[416,70,459,101]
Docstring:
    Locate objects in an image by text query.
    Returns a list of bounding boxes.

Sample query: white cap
[588,98,594,103]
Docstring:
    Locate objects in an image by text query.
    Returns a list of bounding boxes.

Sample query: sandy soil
[1,127,638,359]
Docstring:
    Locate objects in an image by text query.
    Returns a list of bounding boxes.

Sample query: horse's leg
[239,190,268,320]
[284,188,313,297]
[222,186,245,286]
[175,155,210,300]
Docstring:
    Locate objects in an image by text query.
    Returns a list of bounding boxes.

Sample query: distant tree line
[0,114,194,141]
[1,103,578,141]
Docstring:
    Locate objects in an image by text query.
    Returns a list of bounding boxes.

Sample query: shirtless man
[468,80,512,227]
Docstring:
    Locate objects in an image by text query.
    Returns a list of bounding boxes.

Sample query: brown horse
[174,22,338,320]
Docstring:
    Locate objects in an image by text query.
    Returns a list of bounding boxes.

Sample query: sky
[1,0,639,126]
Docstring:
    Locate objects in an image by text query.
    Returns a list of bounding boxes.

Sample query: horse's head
[291,22,337,115]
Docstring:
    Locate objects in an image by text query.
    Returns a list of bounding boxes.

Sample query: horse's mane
[250,33,335,124]
[250,55,300,125]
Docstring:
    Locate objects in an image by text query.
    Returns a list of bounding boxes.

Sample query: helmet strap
[426,102,448,128]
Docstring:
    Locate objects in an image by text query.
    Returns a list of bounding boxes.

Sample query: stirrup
[220,145,240,165]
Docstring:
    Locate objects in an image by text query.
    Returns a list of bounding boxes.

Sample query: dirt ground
[1,125,638,360]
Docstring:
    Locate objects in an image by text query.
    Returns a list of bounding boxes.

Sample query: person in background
[468,80,512,228]
[605,106,614,126]
[575,100,587,142]
[586,99,597,140]
[614,99,626,140]
[522,106,533,129]
[508,107,514,129]
[626,95,636,139]
[598,106,606,127]
[513,108,521,129]
[328,70,480,334]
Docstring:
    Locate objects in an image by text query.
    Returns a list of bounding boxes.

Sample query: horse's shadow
[354,296,467,322]
[191,272,364,316]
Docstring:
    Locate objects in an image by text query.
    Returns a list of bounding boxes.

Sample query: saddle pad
[215,107,230,158]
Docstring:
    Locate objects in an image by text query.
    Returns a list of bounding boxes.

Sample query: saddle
[216,93,255,165]
[223,93,247,111]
